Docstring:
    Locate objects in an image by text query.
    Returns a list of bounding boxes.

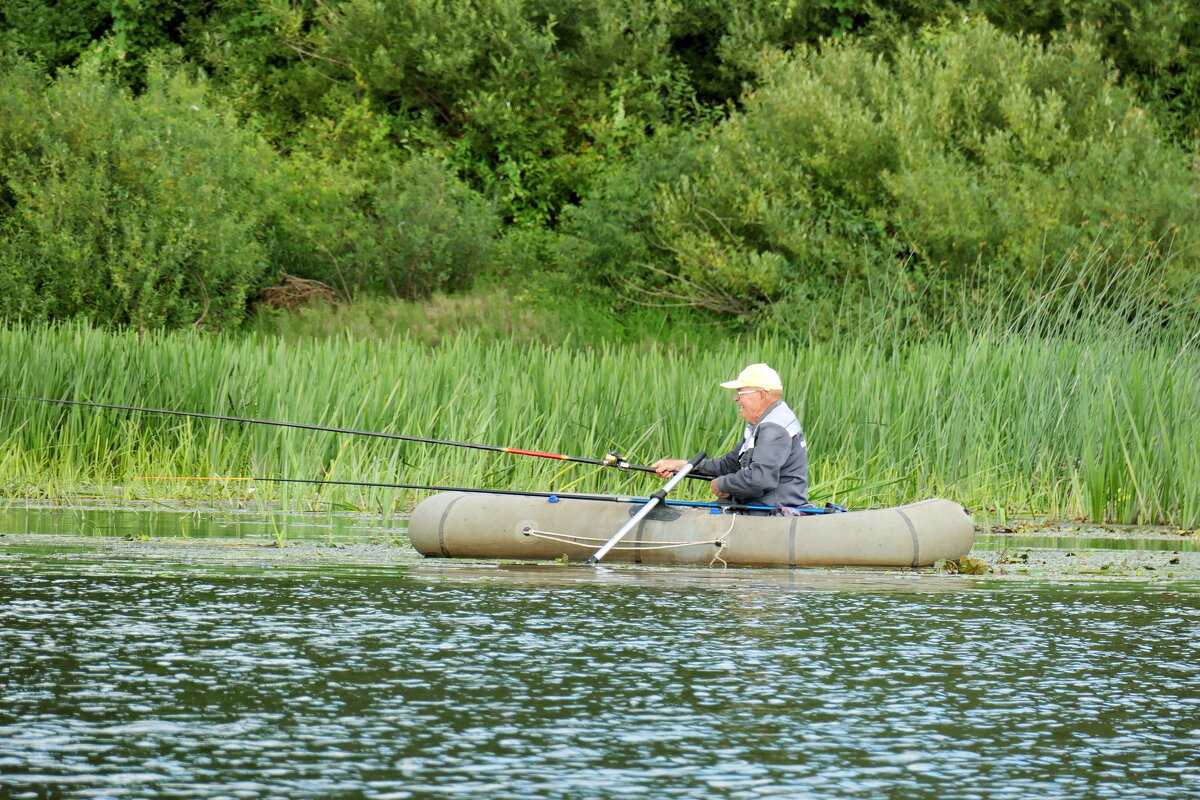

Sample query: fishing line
[8,395,716,481]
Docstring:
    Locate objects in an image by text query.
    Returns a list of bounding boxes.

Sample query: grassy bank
[1,321,1197,527]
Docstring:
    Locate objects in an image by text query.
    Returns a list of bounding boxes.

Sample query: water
[973,531,1200,553]
[2,508,1199,799]
[5,503,1198,551]
[0,503,403,542]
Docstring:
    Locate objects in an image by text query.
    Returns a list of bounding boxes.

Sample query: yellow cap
[719,363,783,391]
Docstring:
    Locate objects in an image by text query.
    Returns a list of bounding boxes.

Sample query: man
[651,363,807,512]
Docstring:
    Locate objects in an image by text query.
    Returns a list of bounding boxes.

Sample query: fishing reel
[602,450,632,470]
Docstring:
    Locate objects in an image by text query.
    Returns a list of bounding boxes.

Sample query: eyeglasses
[734,389,762,397]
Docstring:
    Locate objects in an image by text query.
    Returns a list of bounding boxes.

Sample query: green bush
[0,0,111,68]
[577,18,1199,335]
[0,54,501,329]
[0,57,277,331]
[260,153,498,301]
[878,0,1200,143]
[270,0,699,224]
[560,131,705,292]
[269,0,906,225]
[356,155,499,299]
[0,0,222,84]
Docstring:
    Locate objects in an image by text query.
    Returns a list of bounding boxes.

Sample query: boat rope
[524,529,725,552]
[709,515,737,568]
[524,512,738,567]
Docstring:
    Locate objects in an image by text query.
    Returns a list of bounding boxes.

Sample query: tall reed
[1,319,1196,526]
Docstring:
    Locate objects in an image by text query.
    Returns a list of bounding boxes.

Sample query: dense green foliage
[0,58,274,331]
[1,2,1198,334]
[3,322,1197,527]
[570,19,1199,333]
[0,57,498,329]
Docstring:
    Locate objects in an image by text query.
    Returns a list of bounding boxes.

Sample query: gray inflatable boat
[409,492,975,567]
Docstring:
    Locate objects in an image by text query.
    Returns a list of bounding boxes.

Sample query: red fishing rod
[15,396,716,480]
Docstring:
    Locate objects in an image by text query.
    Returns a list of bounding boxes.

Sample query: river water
[1,506,1198,799]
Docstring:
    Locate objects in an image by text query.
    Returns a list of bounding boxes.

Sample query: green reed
[1,320,1196,527]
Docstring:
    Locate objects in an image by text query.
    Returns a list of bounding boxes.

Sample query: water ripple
[0,572,1197,799]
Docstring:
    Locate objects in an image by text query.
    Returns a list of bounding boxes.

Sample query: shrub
[357,155,499,299]
[560,130,706,293]
[270,0,700,224]
[0,57,277,331]
[0,0,112,69]
[0,54,500,330]
[884,0,1200,144]
[259,153,498,301]
[581,18,1199,335]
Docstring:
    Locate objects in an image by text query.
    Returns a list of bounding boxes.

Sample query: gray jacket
[698,400,808,510]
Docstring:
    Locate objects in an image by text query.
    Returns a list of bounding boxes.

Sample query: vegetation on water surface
[0,6,1198,335]
[2,322,1196,528]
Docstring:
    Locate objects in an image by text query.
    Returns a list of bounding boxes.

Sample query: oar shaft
[14,395,715,480]
[586,450,706,564]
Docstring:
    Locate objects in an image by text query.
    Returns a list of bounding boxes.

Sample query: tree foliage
[0,56,500,330]
[0,57,275,331]
[570,19,1198,332]
[271,0,698,224]
[1,3,1198,335]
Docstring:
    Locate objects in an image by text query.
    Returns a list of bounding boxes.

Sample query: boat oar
[9,395,716,481]
[586,450,706,564]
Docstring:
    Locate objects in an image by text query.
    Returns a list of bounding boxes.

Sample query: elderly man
[651,363,808,512]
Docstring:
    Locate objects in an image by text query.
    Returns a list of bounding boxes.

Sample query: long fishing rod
[12,395,716,481]
[135,475,840,514]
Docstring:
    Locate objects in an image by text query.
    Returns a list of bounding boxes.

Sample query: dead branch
[621,263,751,314]
[260,273,340,311]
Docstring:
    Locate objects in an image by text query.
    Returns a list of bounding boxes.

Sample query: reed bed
[1,321,1197,527]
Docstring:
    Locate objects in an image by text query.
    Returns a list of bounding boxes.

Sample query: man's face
[732,387,774,424]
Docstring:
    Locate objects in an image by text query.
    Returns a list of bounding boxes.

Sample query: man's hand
[651,458,687,478]
[710,479,731,499]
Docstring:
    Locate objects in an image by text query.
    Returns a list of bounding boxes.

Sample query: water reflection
[975,532,1200,553]
[0,502,405,542]
[2,562,1198,799]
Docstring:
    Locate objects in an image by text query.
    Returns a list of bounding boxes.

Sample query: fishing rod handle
[648,451,716,483]
[615,459,715,482]
[655,450,708,496]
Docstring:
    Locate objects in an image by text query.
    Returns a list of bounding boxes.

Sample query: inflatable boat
[408,492,975,567]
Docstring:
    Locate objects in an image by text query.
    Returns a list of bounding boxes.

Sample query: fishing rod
[135,474,841,514]
[11,395,717,481]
